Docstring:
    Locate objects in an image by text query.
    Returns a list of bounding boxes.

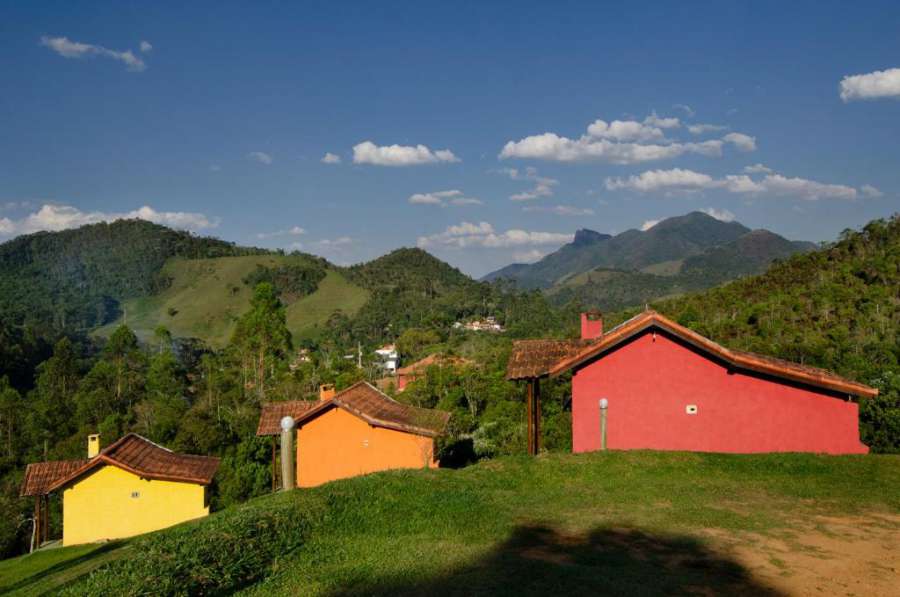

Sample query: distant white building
[453,316,504,333]
[374,344,400,373]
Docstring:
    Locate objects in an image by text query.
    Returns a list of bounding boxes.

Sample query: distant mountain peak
[573,229,611,246]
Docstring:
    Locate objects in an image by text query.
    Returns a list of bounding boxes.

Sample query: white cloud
[587,119,666,142]
[840,67,900,101]
[861,184,883,198]
[417,221,573,249]
[316,236,353,247]
[723,132,757,152]
[640,219,660,231]
[522,205,595,216]
[687,123,727,135]
[499,128,725,164]
[743,163,772,174]
[499,166,559,201]
[512,249,547,263]
[352,141,459,166]
[643,112,681,129]
[40,36,146,71]
[257,226,306,239]
[408,190,482,207]
[673,104,696,117]
[247,151,273,165]
[699,207,736,222]
[0,203,218,238]
[321,152,341,164]
[139,40,152,53]
[606,167,869,201]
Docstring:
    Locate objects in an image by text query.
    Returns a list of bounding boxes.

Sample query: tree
[0,377,23,462]
[31,338,81,449]
[231,283,292,401]
[138,349,188,442]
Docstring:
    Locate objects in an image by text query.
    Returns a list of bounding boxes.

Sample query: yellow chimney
[319,384,335,401]
[88,434,100,458]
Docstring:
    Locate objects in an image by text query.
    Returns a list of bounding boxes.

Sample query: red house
[508,311,876,455]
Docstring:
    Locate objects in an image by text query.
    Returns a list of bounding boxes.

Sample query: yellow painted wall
[296,406,437,488]
[62,465,209,546]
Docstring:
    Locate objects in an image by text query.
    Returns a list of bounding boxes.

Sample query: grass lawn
[43,450,899,596]
[0,541,126,596]
[95,256,368,347]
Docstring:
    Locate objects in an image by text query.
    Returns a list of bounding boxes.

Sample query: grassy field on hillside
[95,256,368,346]
[13,451,897,596]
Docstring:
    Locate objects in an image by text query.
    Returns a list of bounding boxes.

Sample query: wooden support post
[32,497,41,551]
[525,378,541,456]
[42,496,48,544]
[271,436,277,492]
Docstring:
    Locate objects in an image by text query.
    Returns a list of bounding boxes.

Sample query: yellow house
[21,434,219,546]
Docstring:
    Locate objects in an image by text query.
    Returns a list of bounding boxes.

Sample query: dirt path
[708,513,900,596]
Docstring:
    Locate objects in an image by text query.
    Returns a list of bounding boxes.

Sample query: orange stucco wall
[296,406,437,488]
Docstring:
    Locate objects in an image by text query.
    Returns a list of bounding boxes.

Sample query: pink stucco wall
[571,329,868,455]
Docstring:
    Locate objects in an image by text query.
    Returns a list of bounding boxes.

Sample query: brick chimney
[88,434,100,458]
[319,384,335,401]
[580,311,604,340]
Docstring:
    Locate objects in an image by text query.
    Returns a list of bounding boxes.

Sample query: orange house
[257,382,450,487]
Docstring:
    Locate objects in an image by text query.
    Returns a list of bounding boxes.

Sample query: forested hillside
[637,215,900,452]
[0,220,263,331]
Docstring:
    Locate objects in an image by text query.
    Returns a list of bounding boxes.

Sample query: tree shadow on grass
[329,525,783,596]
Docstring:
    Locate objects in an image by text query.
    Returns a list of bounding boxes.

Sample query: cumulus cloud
[522,205,595,216]
[321,152,341,164]
[498,122,727,164]
[40,36,146,71]
[861,184,884,198]
[840,67,900,101]
[247,151,273,165]
[139,40,153,53]
[257,226,306,239]
[416,221,573,249]
[408,190,482,207]
[699,207,736,222]
[723,132,757,152]
[0,203,218,238]
[640,219,660,231]
[352,141,459,166]
[643,112,681,129]
[687,123,727,135]
[605,167,875,201]
[316,236,353,247]
[499,166,559,201]
[743,163,773,174]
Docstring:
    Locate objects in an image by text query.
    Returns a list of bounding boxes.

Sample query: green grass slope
[96,256,368,347]
[28,451,899,596]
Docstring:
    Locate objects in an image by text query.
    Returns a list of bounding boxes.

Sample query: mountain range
[482,211,816,311]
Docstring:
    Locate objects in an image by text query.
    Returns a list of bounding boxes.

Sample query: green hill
[5,451,898,596]
[0,220,262,331]
[96,255,368,347]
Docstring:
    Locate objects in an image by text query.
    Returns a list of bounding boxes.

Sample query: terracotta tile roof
[397,354,473,376]
[20,459,88,497]
[544,310,878,398]
[256,400,319,436]
[291,381,451,437]
[20,434,221,496]
[506,339,595,380]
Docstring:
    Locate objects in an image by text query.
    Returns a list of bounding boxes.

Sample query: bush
[63,491,327,596]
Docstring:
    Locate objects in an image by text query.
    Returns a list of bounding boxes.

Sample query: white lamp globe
[599,398,609,409]
[280,415,295,431]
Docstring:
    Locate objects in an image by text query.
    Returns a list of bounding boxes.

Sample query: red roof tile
[256,400,319,436]
[22,434,221,496]
[545,310,877,398]
[506,338,595,380]
[290,381,451,437]
[20,460,88,497]
[397,354,473,376]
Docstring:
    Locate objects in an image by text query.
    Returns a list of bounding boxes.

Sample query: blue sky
[1,1,898,276]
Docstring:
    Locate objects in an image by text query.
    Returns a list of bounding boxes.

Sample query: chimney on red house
[580,311,603,340]
[319,384,335,401]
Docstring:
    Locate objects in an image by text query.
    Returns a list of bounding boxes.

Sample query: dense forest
[0,215,897,560]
